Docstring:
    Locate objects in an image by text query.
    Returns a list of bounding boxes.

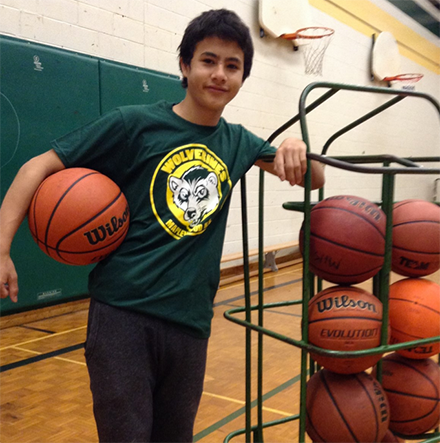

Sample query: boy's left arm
[255,137,325,190]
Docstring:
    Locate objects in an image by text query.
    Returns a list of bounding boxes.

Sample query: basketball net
[281,27,335,76]
[384,73,424,91]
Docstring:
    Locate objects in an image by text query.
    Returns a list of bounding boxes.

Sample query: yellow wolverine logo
[151,144,232,240]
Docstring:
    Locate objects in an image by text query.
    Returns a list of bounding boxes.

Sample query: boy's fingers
[274,151,286,181]
[1,280,18,303]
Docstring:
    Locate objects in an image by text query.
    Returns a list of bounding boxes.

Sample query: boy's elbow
[312,173,325,190]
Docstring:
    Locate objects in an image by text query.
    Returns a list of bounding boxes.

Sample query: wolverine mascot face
[169,166,219,228]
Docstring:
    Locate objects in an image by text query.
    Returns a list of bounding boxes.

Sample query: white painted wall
[1,0,439,255]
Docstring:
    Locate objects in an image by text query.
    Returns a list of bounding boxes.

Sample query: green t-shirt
[52,100,275,337]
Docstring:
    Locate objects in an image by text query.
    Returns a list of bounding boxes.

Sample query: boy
[0,9,324,442]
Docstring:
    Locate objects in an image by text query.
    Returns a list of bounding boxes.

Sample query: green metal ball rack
[224,82,440,443]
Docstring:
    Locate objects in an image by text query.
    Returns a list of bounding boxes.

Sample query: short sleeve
[51,108,129,177]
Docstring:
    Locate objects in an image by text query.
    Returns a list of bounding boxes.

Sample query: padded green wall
[0,36,185,314]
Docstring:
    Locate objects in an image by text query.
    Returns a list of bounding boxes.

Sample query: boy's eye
[203,58,215,64]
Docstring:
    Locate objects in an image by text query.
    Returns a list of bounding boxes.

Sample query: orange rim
[383,73,424,82]
[281,27,335,40]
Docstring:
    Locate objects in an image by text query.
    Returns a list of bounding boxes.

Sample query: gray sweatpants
[85,299,209,442]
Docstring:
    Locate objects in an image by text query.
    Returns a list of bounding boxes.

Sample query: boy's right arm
[0,150,65,302]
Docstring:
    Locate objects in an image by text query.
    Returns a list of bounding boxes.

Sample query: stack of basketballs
[300,195,440,443]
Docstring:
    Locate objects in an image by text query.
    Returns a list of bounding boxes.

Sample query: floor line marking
[10,346,87,367]
[202,391,293,417]
[0,326,87,351]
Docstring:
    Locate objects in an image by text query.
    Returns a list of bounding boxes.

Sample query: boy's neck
[173,98,222,127]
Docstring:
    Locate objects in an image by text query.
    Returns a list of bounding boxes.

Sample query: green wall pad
[0,36,185,314]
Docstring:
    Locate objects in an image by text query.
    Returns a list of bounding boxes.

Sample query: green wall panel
[1,37,101,314]
[99,60,184,113]
[0,36,185,315]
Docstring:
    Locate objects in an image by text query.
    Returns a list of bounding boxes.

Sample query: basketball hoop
[281,27,334,76]
[383,73,424,91]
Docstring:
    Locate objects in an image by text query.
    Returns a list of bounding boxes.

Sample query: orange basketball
[28,168,130,265]
[380,353,440,435]
[306,369,389,443]
[308,286,383,374]
[389,278,440,359]
[300,195,386,284]
[392,199,440,277]
[381,429,403,442]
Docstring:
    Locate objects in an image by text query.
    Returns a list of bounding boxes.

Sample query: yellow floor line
[203,391,245,405]
[11,345,87,366]
[0,325,87,351]
[202,391,293,417]
[53,356,87,366]
[11,346,41,355]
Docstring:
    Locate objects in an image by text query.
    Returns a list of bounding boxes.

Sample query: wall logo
[33,55,44,71]
[151,144,232,240]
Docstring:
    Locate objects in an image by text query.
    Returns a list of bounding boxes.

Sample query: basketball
[299,195,386,284]
[382,429,403,442]
[28,168,130,265]
[380,353,440,435]
[306,369,389,443]
[392,199,440,277]
[308,285,383,374]
[389,278,440,359]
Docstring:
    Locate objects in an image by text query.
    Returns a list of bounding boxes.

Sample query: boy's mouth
[206,85,228,93]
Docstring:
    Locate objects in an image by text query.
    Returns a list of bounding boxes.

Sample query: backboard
[371,31,401,81]
[259,0,312,38]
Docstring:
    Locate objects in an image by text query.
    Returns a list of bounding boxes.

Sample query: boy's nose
[212,64,227,82]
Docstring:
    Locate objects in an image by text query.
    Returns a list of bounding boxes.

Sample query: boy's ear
[180,57,190,76]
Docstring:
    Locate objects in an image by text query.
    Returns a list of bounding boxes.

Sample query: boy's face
[181,37,245,115]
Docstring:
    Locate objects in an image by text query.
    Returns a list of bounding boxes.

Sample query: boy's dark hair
[178,9,254,88]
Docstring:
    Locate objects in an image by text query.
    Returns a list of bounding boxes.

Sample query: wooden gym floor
[0,263,433,443]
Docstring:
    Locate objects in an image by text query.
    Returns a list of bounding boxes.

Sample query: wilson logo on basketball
[83,204,130,245]
[372,380,389,424]
[317,295,377,313]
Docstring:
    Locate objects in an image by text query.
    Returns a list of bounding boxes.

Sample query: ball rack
[224,82,440,443]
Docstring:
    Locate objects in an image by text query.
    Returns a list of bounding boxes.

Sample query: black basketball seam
[38,227,128,266]
[393,200,420,210]
[311,264,383,279]
[393,246,439,255]
[38,231,127,265]
[309,316,382,323]
[389,407,439,426]
[385,358,440,397]
[390,297,440,316]
[310,232,385,257]
[320,371,360,442]
[40,223,127,254]
[389,326,423,341]
[55,192,125,262]
[312,205,385,238]
[310,287,377,302]
[44,171,99,256]
[384,361,440,424]
[394,220,440,227]
[355,374,380,442]
[305,410,326,442]
[384,388,439,402]
[390,413,440,431]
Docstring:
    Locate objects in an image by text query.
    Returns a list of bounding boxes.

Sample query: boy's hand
[273,138,307,186]
[255,137,325,189]
[0,254,18,302]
